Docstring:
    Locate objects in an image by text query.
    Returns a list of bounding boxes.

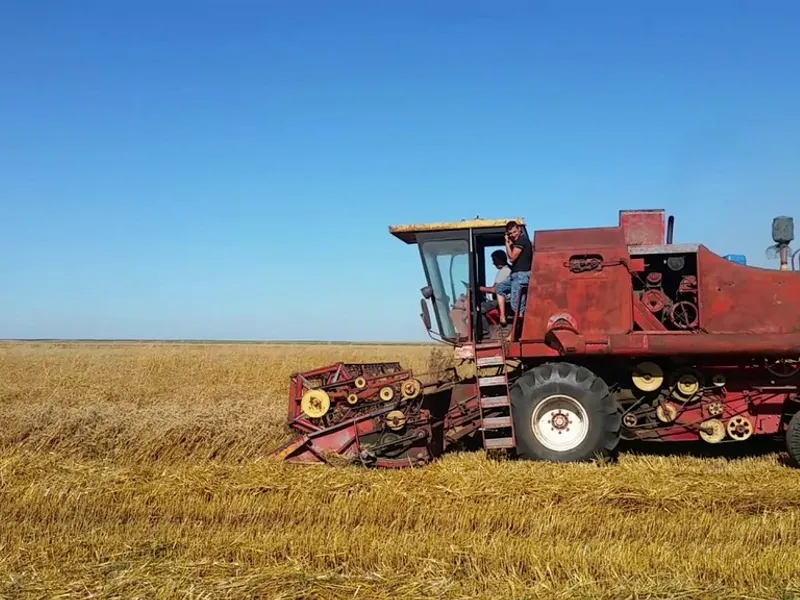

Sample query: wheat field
[2,342,800,599]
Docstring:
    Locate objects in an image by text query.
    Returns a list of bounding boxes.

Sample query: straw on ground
[1,342,799,599]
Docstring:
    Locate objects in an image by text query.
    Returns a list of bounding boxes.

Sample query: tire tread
[510,361,621,463]
[785,412,800,467]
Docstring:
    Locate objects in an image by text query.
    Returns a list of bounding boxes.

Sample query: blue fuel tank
[723,254,747,265]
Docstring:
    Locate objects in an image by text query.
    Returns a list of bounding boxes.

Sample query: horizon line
[0,338,437,346]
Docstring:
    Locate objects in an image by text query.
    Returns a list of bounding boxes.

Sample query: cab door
[469,226,509,343]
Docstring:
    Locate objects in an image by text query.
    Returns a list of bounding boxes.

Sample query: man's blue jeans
[495,271,530,316]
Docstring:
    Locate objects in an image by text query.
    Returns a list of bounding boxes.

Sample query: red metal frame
[288,362,409,425]
[272,402,436,468]
[504,216,800,359]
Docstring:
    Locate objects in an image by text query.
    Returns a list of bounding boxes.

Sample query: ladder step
[476,355,505,367]
[484,437,515,449]
[480,395,510,409]
[478,375,507,387]
[483,416,513,429]
[475,342,503,349]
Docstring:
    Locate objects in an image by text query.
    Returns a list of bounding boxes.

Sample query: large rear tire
[785,411,800,467]
[510,362,622,463]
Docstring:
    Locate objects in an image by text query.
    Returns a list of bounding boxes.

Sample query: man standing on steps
[495,220,532,329]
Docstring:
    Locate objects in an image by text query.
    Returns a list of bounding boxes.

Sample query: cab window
[419,237,470,341]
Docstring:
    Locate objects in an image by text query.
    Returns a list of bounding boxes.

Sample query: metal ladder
[475,342,516,450]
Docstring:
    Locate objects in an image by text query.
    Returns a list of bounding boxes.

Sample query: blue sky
[2,0,800,341]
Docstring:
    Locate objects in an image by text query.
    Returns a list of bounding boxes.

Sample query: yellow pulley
[385,410,406,431]
[379,386,395,401]
[632,361,664,392]
[354,377,367,390]
[699,419,726,444]
[726,416,753,441]
[300,389,331,419]
[401,378,422,400]
[346,393,359,405]
[656,402,678,423]
[676,374,700,397]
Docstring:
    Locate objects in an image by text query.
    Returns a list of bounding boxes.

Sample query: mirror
[420,285,433,300]
[420,298,432,331]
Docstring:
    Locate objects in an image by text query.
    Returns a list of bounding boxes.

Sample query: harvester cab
[388,218,528,346]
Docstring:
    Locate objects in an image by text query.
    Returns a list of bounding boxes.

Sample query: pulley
[379,386,395,401]
[354,377,367,390]
[656,402,678,423]
[726,416,753,441]
[676,373,700,397]
[766,358,800,378]
[632,361,664,392]
[642,290,665,313]
[300,389,331,419]
[401,378,422,400]
[385,410,406,431]
[669,301,699,329]
[711,374,726,388]
[346,393,359,405]
[699,419,726,443]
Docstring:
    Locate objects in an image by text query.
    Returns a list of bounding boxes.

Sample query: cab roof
[388,217,526,244]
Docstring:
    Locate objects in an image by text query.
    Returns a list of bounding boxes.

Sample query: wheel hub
[551,411,570,430]
[531,394,590,452]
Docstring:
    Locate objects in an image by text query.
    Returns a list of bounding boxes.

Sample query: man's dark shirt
[511,233,532,273]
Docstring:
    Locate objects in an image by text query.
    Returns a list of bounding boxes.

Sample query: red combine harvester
[270,209,800,467]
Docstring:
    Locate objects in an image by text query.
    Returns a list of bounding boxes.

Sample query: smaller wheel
[346,393,359,405]
[354,377,367,389]
[379,386,395,401]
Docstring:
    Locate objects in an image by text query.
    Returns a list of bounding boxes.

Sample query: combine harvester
[270,209,800,467]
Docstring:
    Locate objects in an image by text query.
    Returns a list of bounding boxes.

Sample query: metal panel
[630,243,700,255]
[619,209,665,246]
[697,245,800,334]
[389,217,526,244]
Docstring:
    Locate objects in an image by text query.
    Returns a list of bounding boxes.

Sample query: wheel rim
[531,394,590,452]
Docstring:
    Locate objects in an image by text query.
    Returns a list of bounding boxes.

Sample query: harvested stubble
[2,343,800,599]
